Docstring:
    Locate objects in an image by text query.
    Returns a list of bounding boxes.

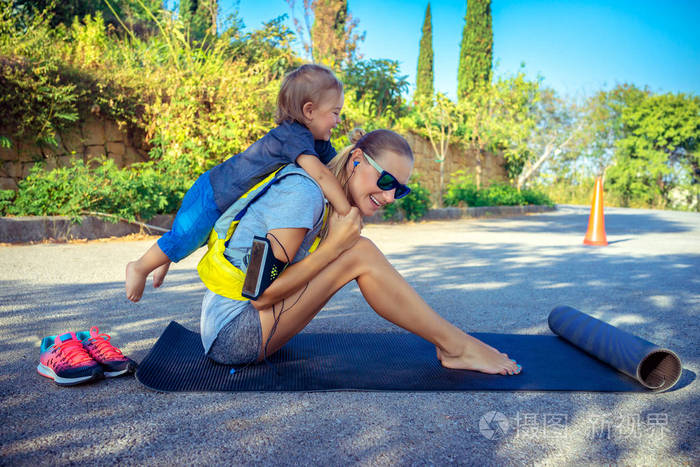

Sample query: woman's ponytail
[326,128,365,186]
[348,127,366,145]
[320,128,365,239]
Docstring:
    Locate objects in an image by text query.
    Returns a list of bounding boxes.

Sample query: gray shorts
[207,302,262,365]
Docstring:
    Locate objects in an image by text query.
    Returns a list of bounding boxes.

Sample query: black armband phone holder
[241,236,287,300]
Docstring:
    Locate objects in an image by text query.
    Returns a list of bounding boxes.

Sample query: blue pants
[157,171,222,262]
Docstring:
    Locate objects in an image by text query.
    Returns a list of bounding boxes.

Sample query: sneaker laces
[53,339,95,367]
[86,326,126,360]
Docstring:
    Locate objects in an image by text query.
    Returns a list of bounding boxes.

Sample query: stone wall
[0,116,148,190]
[402,131,507,205]
[0,118,508,205]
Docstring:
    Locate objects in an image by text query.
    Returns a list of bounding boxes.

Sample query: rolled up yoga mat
[136,307,687,393]
[548,305,682,392]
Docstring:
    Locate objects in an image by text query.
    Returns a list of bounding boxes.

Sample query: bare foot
[152,261,171,288]
[125,261,148,302]
[436,340,506,362]
[436,335,522,376]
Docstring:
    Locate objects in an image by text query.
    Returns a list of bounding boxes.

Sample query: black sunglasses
[362,152,411,199]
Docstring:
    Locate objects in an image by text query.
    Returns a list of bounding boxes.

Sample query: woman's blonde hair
[320,128,414,238]
[276,64,343,125]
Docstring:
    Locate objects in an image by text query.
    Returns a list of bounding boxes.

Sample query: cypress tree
[457,0,493,101]
[415,3,434,101]
[311,0,361,69]
[179,0,198,35]
[179,0,218,44]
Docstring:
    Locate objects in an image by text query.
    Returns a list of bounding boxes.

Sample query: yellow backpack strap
[197,168,283,301]
[307,203,328,254]
[197,166,328,301]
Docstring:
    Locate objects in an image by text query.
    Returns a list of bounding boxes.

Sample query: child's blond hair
[276,64,343,125]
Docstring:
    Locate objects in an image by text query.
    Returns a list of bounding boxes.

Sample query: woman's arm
[251,208,362,310]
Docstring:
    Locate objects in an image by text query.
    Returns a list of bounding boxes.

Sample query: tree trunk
[690,158,700,211]
[517,143,553,190]
[475,149,483,189]
[438,158,444,207]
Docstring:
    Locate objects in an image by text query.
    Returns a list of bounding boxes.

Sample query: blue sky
[214,0,699,100]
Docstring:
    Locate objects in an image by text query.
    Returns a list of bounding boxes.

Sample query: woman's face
[346,148,413,217]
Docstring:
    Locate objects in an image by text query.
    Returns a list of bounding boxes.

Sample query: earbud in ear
[353,160,359,167]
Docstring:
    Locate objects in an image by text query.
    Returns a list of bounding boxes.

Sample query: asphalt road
[1,205,698,465]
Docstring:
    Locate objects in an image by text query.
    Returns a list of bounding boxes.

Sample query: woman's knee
[338,236,383,274]
[356,236,381,255]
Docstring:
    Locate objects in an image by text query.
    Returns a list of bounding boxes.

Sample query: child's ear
[302,101,314,122]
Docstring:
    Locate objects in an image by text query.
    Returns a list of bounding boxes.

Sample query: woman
[201,129,522,376]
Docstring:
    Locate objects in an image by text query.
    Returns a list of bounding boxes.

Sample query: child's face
[305,91,344,141]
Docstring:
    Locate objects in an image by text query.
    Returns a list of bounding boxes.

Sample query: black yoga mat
[136,307,685,393]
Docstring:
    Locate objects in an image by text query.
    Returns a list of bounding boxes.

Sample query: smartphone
[241,236,270,300]
[241,236,285,300]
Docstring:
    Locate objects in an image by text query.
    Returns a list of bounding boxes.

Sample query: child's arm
[296,154,351,216]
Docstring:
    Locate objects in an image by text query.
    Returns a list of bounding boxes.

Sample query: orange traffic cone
[583,177,608,246]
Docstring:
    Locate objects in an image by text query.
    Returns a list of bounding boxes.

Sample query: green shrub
[478,183,524,206]
[382,178,432,221]
[400,180,432,220]
[443,170,478,207]
[1,5,293,180]
[444,170,553,207]
[7,158,189,221]
[381,200,400,221]
[520,188,554,206]
[0,189,15,215]
[534,182,591,205]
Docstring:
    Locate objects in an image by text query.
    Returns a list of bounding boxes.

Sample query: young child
[126,64,351,302]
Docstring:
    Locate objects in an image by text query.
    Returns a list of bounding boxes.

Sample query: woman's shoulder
[245,170,324,232]
[256,168,324,212]
[275,166,323,193]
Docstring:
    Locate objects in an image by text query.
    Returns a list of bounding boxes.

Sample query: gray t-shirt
[200,169,325,354]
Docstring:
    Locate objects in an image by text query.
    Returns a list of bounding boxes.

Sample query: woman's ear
[348,148,362,169]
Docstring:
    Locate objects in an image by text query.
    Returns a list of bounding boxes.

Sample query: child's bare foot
[152,261,171,289]
[436,335,522,375]
[125,261,148,302]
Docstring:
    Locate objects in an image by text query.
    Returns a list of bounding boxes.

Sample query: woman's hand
[251,208,361,310]
[326,206,362,254]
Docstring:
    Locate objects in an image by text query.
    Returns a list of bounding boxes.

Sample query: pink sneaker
[78,327,137,377]
[37,333,104,386]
